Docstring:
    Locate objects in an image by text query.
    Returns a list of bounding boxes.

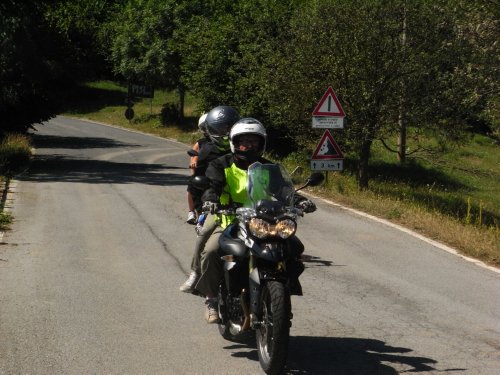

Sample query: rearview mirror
[295,172,324,192]
[305,173,324,187]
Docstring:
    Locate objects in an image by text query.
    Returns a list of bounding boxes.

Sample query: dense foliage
[0,0,117,134]
[1,0,497,188]
[1,1,66,133]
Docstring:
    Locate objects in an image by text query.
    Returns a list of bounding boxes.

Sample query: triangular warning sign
[312,86,345,117]
[311,130,344,160]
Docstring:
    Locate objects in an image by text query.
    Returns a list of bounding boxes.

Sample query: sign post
[311,86,345,175]
[125,83,155,120]
[128,83,154,99]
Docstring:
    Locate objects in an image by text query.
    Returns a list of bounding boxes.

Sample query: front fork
[248,254,288,328]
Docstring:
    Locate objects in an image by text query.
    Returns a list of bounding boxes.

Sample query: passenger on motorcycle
[193,118,317,323]
[186,113,210,224]
[180,105,240,292]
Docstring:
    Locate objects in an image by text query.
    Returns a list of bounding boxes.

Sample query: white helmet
[197,113,208,133]
[229,118,267,161]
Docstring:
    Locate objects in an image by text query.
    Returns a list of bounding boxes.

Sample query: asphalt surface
[0,116,499,374]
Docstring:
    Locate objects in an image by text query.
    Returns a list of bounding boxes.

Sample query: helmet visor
[207,122,232,137]
[211,134,230,148]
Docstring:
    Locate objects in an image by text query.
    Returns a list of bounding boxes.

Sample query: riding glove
[297,199,316,213]
[202,201,219,214]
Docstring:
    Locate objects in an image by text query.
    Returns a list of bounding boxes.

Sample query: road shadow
[21,130,189,186]
[286,336,440,374]
[301,253,335,267]
[19,154,188,186]
[31,134,141,150]
[225,336,445,374]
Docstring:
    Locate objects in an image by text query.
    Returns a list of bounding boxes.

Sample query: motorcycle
[205,162,323,374]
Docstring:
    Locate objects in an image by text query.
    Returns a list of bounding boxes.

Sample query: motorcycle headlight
[275,219,296,239]
[249,218,296,239]
[249,218,271,239]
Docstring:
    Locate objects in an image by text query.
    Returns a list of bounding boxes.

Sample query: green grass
[0,211,12,231]
[0,134,32,230]
[61,80,202,145]
[369,135,499,227]
[61,81,499,267]
[0,133,32,176]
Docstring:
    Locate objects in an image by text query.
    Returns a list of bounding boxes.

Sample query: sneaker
[179,271,199,293]
[186,211,197,224]
[204,298,219,324]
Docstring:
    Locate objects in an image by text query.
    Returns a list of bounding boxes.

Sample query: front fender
[249,264,288,317]
[250,242,285,263]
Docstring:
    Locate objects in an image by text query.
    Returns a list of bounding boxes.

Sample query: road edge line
[305,192,500,275]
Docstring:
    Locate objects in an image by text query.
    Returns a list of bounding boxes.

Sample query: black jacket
[193,141,229,177]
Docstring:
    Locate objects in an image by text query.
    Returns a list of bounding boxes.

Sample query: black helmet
[205,106,240,148]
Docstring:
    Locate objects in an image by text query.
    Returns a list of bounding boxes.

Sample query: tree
[174,0,242,112]
[107,0,185,118]
[0,0,120,135]
[389,0,499,162]
[261,0,489,189]
[450,0,499,139]
[0,0,68,134]
[44,0,120,80]
[175,0,302,148]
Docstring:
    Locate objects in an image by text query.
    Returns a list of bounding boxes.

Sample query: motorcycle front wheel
[256,281,291,375]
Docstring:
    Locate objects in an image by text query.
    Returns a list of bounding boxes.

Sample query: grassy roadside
[0,178,12,231]
[0,134,32,230]
[61,81,499,268]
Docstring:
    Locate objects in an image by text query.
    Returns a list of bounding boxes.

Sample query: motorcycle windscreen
[245,162,295,208]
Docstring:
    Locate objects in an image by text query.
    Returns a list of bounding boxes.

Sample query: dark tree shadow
[59,85,127,114]
[31,134,141,150]
[223,335,462,374]
[20,155,188,186]
[21,131,190,186]
[341,159,467,192]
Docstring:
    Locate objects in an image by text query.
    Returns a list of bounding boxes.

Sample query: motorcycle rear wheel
[256,281,290,375]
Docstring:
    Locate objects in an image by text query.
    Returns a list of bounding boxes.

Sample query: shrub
[0,211,12,230]
[0,134,32,176]
[160,103,180,125]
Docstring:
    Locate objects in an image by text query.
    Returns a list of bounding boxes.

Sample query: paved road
[0,116,499,374]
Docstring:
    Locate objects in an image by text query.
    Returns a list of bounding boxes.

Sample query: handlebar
[201,204,237,215]
[203,204,305,217]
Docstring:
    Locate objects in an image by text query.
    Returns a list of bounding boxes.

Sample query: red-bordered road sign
[311,130,344,160]
[312,86,345,117]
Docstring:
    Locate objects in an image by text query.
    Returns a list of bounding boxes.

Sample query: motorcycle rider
[193,118,317,323]
[186,113,210,224]
[179,105,240,292]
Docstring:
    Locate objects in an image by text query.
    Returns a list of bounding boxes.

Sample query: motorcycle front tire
[256,281,291,375]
